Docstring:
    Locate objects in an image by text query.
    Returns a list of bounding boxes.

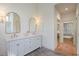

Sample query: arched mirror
[29,17,37,33]
[5,12,20,33]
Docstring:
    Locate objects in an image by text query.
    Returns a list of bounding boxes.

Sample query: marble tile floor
[25,47,64,56]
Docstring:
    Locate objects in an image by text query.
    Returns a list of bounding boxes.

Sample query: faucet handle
[14,33,18,37]
[15,34,18,37]
[11,34,14,38]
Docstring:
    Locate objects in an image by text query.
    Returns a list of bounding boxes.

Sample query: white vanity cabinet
[30,36,41,51]
[7,35,42,56]
[7,40,19,56]
[23,39,31,55]
[16,39,25,56]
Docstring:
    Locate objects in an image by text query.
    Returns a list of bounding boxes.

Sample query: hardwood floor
[64,38,73,45]
[55,37,77,56]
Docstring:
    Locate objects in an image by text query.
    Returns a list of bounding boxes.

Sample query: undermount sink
[6,34,23,41]
[24,32,39,36]
[6,33,41,42]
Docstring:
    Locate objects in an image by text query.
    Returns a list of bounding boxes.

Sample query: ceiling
[55,3,77,15]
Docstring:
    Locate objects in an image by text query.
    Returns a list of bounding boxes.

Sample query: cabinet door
[7,41,18,56]
[35,36,41,48]
[17,39,25,56]
[30,38,36,51]
[23,39,30,55]
[30,36,41,51]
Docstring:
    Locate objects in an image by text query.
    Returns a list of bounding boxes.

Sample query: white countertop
[6,33,42,42]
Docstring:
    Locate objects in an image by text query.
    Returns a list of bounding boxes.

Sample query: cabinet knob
[16,43,20,46]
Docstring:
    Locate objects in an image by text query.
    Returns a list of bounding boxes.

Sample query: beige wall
[38,3,57,50]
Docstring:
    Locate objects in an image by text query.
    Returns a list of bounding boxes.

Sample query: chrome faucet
[11,33,17,38]
[14,33,16,37]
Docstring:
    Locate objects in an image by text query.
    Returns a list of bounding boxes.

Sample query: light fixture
[65,8,68,11]
[0,16,3,23]
[6,16,9,22]
[0,16,5,23]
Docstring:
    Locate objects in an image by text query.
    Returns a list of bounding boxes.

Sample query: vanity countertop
[6,33,42,42]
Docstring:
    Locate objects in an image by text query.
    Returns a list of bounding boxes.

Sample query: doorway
[55,3,77,55]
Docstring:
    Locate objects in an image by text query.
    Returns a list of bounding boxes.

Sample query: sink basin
[6,33,41,42]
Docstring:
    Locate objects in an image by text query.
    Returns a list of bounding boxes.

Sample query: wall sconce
[34,16,41,32]
[0,16,5,23]
[35,16,40,25]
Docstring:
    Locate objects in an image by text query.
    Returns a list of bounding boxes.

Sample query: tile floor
[25,47,64,56]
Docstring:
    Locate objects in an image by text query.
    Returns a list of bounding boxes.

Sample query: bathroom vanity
[0,32,42,56]
[0,12,42,56]
[0,34,42,56]
[2,34,42,56]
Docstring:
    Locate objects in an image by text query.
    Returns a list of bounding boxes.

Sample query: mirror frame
[28,17,37,33]
[5,12,21,34]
